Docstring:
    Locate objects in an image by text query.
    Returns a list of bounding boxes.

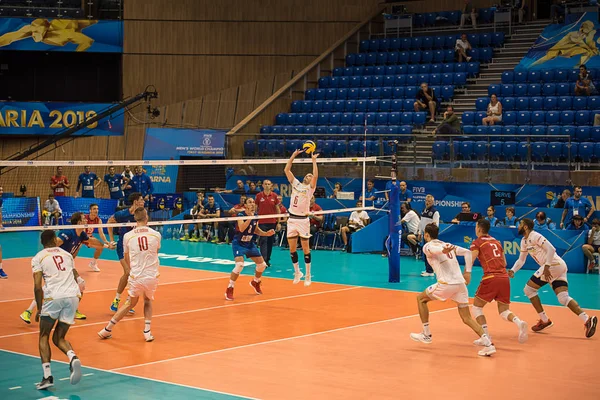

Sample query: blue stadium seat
[334,141,347,157]
[528,70,541,83]
[399,125,412,135]
[400,112,413,125]
[367,100,379,113]
[489,126,502,140]
[400,38,410,50]
[348,140,362,157]
[433,50,445,63]
[260,125,272,136]
[333,67,345,76]
[517,126,531,136]
[366,112,377,125]
[462,125,476,134]
[514,71,527,84]
[467,62,480,77]
[561,125,576,141]
[560,111,575,125]
[516,142,529,161]
[476,98,487,111]
[577,142,595,162]
[543,96,558,110]
[276,113,287,125]
[480,48,493,63]
[379,99,392,112]
[517,111,531,125]
[449,11,462,25]
[545,111,560,125]
[531,142,547,162]
[470,48,480,62]
[475,111,487,125]
[367,140,381,156]
[333,100,345,113]
[443,49,455,62]
[558,96,572,110]
[568,69,580,82]
[271,125,284,134]
[385,65,398,75]
[573,96,587,110]
[244,140,256,157]
[405,86,418,98]
[541,70,554,83]
[516,97,529,110]
[467,34,480,47]
[503,111,517,125]
[503,97,515,111]
[531,111,545,125]
[291,101,303,113]
[529,97,543,111]
[354,100,367,112]
[575,126,591,142]
[402,99,414,111]
[366,52,377,66]
[422,51,434,64]
[432,140,449,161]
[475,126,489,135]
[441,86,454,101]
[531,125,546,136]
[352,112,365,125]
[554,69,568,82]
[547,142,564,162]
[433,36,445,49]
[314,126,327,135]
[454,73,467,86]
[542,83,556,96]
[414,112,427,125]
[318,113,330,125]
[556,83,571,96]
[479,8,494,23]
[388,111,401,125]
[462,111,475,125]
[546,125,561,140]
[576,110,591,126]
[296,113,308,125]
[480,33,492,47]
[527,83,541,97]
[474,141,488,160]
[513,84,527,97]
[409,51,421,63]
[488,141,501,159]
[491,32,505,47]
[502,141,518,161]
[502,71,514,84]
[587,96,600,110]
[488,84,500,96]
[457,141,475,160]
[330,112,342,125]
[411,37,423,50]
[429,63,442,74]
[376,113,389,125]
[445,35,457,49]
[322,101,333,112]
[338,125,350,135]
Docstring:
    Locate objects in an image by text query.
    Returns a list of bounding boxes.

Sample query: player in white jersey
[32,230,84,390]
[509,218,597,337]
[410,223,496,356]
[284,149,318,286]
[98,207,161,342]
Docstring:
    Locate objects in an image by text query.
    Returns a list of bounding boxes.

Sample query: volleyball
[303,140,316,154]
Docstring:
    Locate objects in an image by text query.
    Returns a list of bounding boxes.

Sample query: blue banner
[387,184,401,282]
[143,128,227,193]
[0,197,40,227]
[55,197,118,223]
[517,12,600,70]
[0,18,123,53]
[0,102,124,136]
[438,224,587,273]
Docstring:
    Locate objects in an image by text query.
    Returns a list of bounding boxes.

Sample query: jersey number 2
[53,255,65,271]
[138,236,149,251]
[490,243,502,258]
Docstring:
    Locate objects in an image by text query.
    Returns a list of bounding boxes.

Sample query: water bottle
[173,227,179,240]
[165,227,172,240]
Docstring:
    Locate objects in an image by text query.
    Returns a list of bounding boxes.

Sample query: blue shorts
[117,239,124,260]
[232,241,261,259]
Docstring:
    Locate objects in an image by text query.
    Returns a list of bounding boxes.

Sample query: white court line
[0,275,229,304]
[8,386,21,390]
[0,286,362,340]
[112,307,455,372]
[59,377,69,381]
[83,373,94,376]
[0,349,259,400]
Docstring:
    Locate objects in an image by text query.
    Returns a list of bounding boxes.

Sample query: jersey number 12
[53,255,65,271]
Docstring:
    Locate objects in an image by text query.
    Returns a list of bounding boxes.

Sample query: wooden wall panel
[215,86,239,130]
[234,82,258,125]
[198,92,221,129]
[125,0,380,22]
[183,99,204,127]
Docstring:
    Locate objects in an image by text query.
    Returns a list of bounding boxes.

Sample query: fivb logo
[412,186,426,194]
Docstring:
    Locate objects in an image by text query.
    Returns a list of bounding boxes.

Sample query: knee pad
[472,306,484,319]
[524,285,539,299]
[291,251,299,263]
[304,253,311,264]
[232,262,244,274]
[255,262,267,273]
[557,291,572,307]
[499,310,512,321]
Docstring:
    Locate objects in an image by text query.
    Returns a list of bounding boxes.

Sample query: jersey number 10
[138,236,149,251]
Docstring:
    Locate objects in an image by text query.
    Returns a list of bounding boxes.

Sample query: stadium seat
[531,111,545,125]
[576,110,591,126]
[554,69,567,82]
[502,71,514,84]
[462,125,476,134]
[502,141,518,161]
[488,84,500,96]
[462,111,475,125]
[541,70,554,83]
[573,96,587,110]
[457,141,475,160]
[502,97,514,111]
[558,96,572,110]
[517,111,531,125]
[575,126,591,142]
[531,125,546,136]
[542,83,556,96]
[514,84,527,97]
[516,97,529,111]
[543,96,558,111]
[529,97,543,111]
[441,86,454,101]
[475,126,489,135]
[475,111,487,124]
[517,126,531,136]
[244,140,256,157]
[491,32,505,47]
[334,141,347,157]
[545,111,560,125]
[547,142,564,162]
[561,126,576,141]
[556,83,571,96]
[502,125,517,139]
[560,111,575,125]
[588,96,600,110]
[503,111,517,125]
[577,142,595,162]
[528,70,541,83]
[531,142,547,162]
[474,141,488,160]
[476,97,487,111]
[514,71,527,84]
[488,141,502,160]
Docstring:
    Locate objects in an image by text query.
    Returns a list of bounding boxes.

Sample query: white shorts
[426,282,469,304]
[128,277,159,300]
[41,297,80,325]
[287,217,310,239]
[532,260,568,285]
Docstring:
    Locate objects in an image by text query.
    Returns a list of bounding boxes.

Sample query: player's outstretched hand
[311,153,320,160]
[292,149,304,157]
[463,272,471,285]
[442,244,456,254]
[507,270,515,278]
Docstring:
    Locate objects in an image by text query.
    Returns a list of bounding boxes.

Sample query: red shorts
[475,275,511,304]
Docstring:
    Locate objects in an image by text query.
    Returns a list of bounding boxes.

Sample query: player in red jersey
[83,203,111,272]
[468,219,528,344]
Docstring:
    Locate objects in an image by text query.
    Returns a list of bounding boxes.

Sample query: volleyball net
[0,157,393,253]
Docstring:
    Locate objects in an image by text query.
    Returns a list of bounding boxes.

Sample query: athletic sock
[27,299,36,312]
[66,350,76,362]
[293,262,300,274]
[579,312,589,323]
[253,277,260,283]
[228,280,235,288]
[422,323,431,336]
[539,311,549,323]
[512,316,522,326]
[42,362,52,379]
[305,263,311,278]
[144,320,151,333]
[106,319,117,330]
[481,324,489,336]
[115,292,121,300]
[481,334,492,346]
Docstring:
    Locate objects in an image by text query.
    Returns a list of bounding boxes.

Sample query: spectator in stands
[330,182,343,199]
[459,0,477,29]
[485,206,498,226]
[233,180,248,194]
[400,202,421,254]
[341,200,370,252]
[218,194,246,243]
[414,82,437,123]
[202,194,221,242]
[482,94,502,126]
[359,180,377,202]
[50,166,70,197]
[575,65,595,96]
[534,211,556,231]
[452,202,471,224]
[515,0,528,24]
[560,186,595,229]
[121,165,135,200]
[566,215,587,231]
[256,179,281,266]
[76,166,100,198]
[455,34,472,62]
[554,189,571,208]
[43,194,62,226]
[131,165,154,201]
[583,218,600,271]
[309,196,324,248]
[399,181,413,203]
[550,0,565,23]
[432,106,461,135]
[498,206,518,227]
[248,181,259,194]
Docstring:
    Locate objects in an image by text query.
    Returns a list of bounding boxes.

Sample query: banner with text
[0,197,40,227]
[0,18,123,53]
[0,102,124,136]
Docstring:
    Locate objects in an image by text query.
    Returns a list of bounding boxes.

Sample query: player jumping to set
[32,230,84,390]
[284,149,318,286]
[225,197,275,301]
[510,218,597,337]
[410,223,496,356]
[99,208,161,342]
[467,219,528,345]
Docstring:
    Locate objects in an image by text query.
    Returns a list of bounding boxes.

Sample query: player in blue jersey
[104,166,128,206]
[20,212,113,323]
[76,166,100,198]
[108,192,146,312]
[224,197,275,301]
